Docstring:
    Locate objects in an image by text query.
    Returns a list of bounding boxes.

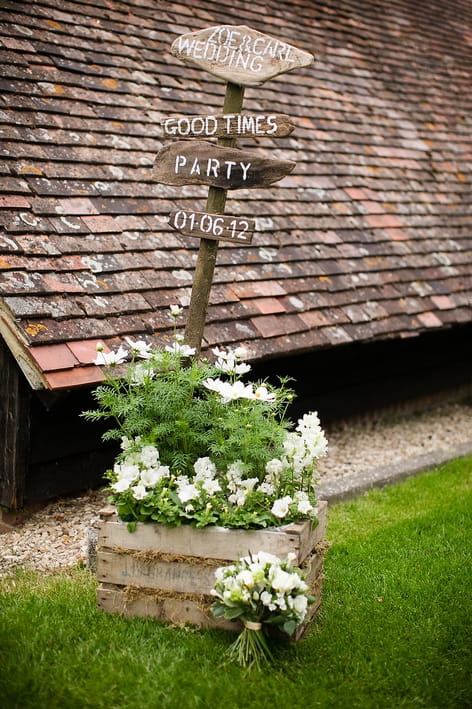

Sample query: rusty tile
[250,313,308,338]
[67,339,110,364]
[44,365,105,390]
[230,281,287,299]
[417,311,443,328]
[431,294,455,310]
[81,215,119,233]
[29,343,79,371]
[245,297,287,315]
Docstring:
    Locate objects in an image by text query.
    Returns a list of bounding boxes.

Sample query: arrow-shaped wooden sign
[171,25,314,87]
[153,140,295,189]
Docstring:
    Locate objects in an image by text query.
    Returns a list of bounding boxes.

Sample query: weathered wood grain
[152,140,295,189]
[98,500,327,566]
[171,25,314,87]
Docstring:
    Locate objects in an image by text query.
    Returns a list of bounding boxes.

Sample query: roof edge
[0,306,49,390]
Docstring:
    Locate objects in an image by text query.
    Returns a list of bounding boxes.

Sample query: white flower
[94,344,128,366]
[253,385,276,402]
[111,478,132,493]
[125,337,153,360]
[130,362,155,385]
[271,495,293,518]
[140,465,169,487]
[265,458,284,476]
[177,483,199,503]
[165,341,196,356]
[203,378,254,403]
[202,478,221,496]
[193,457,217,480]
[169,304,182,317]
[236,569,254,587]
[294,491,314,515]
[293,594,308,617]
[257,481,275,495]
[260,590,274,607]
[270,567,299,593]
[114,463,140,482]
[139,445,160,468]
[131,483,148,500]
[233,346,248,360]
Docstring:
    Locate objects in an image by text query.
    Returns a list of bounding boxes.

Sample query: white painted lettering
[266,115,278,134]
[207,158,220,177]
[175,155,186,173]
[190,157,201,175]
[225,161,236,179]
[240,162,251,180]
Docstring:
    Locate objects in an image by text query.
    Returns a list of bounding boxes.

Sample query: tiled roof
[1,0,471,390]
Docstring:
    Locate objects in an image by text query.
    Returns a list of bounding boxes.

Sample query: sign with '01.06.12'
[168,209,255,244]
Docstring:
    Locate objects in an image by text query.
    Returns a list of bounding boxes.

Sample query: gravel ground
[1,400,471,577]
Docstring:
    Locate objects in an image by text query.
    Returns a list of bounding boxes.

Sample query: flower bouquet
[84,306,327,531]
[211,551,314,669]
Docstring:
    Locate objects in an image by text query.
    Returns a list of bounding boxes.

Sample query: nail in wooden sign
[162,113,295,139]
[153,140,295,189]
[169,209,255,244]
[171,25,314,87]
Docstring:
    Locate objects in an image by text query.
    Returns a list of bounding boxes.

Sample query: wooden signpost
[153,24,314,353]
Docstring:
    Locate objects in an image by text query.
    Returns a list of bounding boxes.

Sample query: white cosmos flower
[169,304,182,317]
[94,344,128,366]
[253,385,276,402]
[165,341,196,356]
[125,337,153,360]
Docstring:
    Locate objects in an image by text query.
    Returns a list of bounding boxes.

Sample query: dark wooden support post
[184,82,245,354]
[0,339,30,508]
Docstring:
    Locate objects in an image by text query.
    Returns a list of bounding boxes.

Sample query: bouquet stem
[226,621,275,670]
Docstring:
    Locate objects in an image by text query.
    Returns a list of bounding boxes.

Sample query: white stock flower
[271,495,293,518]
[293,594,308,617]
[139,445,160,467]
[193,457,217,480]
[236,569,254,587]
[270,567,299,593]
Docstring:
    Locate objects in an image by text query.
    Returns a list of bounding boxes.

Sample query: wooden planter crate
[97,500,327,640]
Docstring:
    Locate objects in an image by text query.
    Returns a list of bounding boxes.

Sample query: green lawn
[1,455,471,709]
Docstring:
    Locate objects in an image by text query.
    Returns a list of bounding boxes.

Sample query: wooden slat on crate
[98,500,327,566]
[171,25,314,87]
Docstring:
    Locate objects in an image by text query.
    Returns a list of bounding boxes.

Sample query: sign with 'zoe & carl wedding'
[152,24,314,352]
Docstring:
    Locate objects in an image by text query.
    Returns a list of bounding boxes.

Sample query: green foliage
[82,342,327,529]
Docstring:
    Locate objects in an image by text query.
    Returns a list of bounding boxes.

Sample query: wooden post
[184,82,244,353]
